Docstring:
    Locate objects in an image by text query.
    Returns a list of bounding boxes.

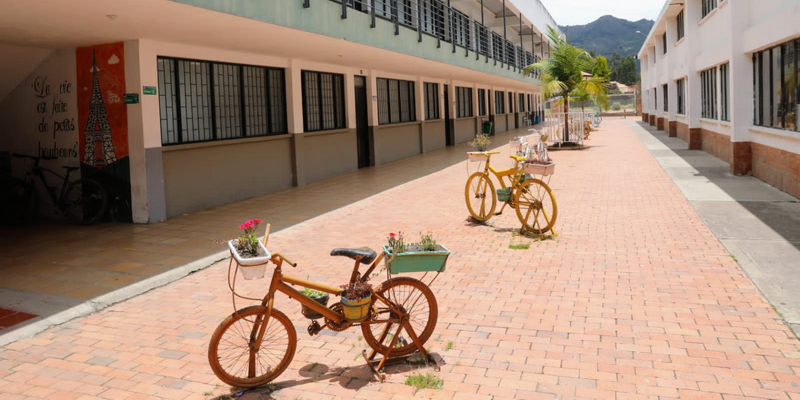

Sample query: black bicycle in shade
[0,154,107,224]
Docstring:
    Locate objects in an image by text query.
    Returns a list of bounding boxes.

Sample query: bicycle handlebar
[271,252,297,268]
[12,154,54,161]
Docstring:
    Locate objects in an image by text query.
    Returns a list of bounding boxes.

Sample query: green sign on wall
[143,86,157,95]
[123,93,139,104]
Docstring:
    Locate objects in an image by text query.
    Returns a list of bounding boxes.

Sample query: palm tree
[524,26,606,143]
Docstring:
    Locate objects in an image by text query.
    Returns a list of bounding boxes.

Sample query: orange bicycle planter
[465,132,558,235]
[208,225,445,387]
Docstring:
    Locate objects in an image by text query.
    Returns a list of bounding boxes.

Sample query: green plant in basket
[387,232,405,253]
[300,287,326,299]
[420,231,437,252]
[469,133,491,152]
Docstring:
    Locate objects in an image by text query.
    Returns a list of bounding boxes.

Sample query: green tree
[524,26,605,143]
[592,56,612,80]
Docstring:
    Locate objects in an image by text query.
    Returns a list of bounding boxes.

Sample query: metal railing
[322,0,542,80]
[542,111,588,146]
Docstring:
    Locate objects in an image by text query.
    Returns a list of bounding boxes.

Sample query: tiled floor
[0,125,538,329]
[1,118,798,399]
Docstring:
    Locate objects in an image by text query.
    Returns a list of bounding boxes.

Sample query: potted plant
[382,232,450,274]
[523,133,556,176]
[300,287,330,320]
[467,133,491,162]
[227,219,271,280]
[339,280,372,322]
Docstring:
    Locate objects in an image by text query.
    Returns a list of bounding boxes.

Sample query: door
[354,76,370,168]
[444,84,452,146]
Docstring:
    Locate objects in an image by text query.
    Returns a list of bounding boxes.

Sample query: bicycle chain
[324,302,352,332]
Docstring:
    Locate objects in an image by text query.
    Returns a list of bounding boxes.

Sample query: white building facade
[0,0,559,223]
[639,0,800,198]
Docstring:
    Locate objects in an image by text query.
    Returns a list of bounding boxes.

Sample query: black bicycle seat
[330,247,377,264]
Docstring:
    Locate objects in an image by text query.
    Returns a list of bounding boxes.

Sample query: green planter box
[382,244,450,274]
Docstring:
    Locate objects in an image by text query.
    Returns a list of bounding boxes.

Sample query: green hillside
[560,15,654,58]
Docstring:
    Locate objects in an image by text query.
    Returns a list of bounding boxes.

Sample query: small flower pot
[301,292,330,320]
[496,188,512,202]
[341,293,372,322]
[228,239,271,280]
[523,162,556,176]
[467,152,489,162]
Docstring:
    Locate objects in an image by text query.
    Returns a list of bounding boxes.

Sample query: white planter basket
[523,162,556,176]
[467,152,489,162]
[228,239,271,280]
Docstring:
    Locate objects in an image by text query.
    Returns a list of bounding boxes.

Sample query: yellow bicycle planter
[465,151,558,235]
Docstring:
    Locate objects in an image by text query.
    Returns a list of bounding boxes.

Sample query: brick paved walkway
[1,118,798,399]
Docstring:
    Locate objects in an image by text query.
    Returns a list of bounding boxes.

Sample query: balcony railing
[320,0,543,81]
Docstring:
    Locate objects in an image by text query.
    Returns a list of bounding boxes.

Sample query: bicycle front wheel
[63,178,107,224]
[362,277,438,357]
[465,172,497,222]
[208,306,296,388]
[515,178,558,234]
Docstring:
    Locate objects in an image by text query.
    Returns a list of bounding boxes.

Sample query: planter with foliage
[467,133,492,162]
[340,280,372,322]
[383,232,450,274]
[228,219,270,280]
[300,287,330,320]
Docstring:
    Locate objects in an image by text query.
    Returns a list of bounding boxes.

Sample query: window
[456,87,473,118]
[157,57,286,145]
[495,91,505,114]
[663,84,668,112]
[720,63,730,121]
[424,83,440,120]
[701,67,718,120]
[478,89,487,116]
[676,10,684,41]
[662,33,668,55]
[677,78,686,115]
[653,87,657,111]
[519,93,526,112]
[302,71,345,132]
[754,39,799,131]
[702,0,718,19]
[508,92,514,113]
[377,78,416,125]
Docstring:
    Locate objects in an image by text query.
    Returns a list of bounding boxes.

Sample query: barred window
[677,78,686,115]
[377,78,416,125]
[424,82,440,120]
[302,71,346,132]
[663,84,668,112]
[478,89,487,116]
[720,63,730,122]
[508,92,514,113]
[702,0,718,19]
[701,67,718,120]
[456,87,473,118]
[495,91,505,114]
[157,57,286,145]
[754,40,798,131]
[519,93,526,112]
[676,10,684,41]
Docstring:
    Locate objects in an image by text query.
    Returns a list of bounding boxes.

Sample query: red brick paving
[0,118,798,399]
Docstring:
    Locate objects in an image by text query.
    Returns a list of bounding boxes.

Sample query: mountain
[559,15,654,58]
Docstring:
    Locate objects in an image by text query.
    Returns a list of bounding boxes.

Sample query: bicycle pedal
[494,211,503,216]
[307,320,322,336]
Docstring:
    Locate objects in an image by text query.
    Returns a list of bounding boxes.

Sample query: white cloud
[539,0,665,26]
[108,54,120,65]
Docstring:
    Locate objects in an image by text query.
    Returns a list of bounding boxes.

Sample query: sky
[539,0,665,26]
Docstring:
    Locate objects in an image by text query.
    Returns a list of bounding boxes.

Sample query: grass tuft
[445,341,454,350]
[509,243,530,250]
[404,373,443,392]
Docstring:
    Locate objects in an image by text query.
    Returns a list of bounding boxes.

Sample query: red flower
[389,233,396,237]
[254,219,262,224]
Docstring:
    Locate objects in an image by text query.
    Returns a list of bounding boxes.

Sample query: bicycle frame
[481,154,527,190]
[27,164,73,207]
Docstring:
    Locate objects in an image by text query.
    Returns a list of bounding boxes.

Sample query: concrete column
[685,0,702,149]
[416,75,425,153]
[728,0,753,174]
[285,62,306,186]
[126,39,166,224]
[447,82,456,143]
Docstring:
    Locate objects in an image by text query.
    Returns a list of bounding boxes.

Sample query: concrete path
[631,120,800,336]
[0,118,798,399]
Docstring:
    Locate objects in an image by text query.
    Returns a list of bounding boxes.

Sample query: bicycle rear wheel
[362,277,437,357]
[63,178,107,224]
[514,178,558,234]
[208,306,296,388]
